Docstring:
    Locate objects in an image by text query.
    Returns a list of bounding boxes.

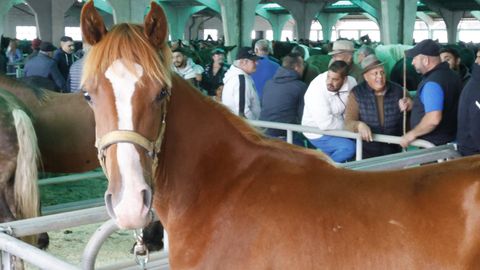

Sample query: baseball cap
[236,47,260,60]
[405,39,440,58]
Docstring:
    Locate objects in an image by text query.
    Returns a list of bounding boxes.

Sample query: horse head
[80,0,172,229]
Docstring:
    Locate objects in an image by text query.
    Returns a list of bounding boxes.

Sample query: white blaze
[105,60,149,226]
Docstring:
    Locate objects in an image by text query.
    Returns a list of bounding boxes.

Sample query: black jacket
[260,67,307,137]
[457,64,480,156]
[410,62,461,145]
[53,48,75,80]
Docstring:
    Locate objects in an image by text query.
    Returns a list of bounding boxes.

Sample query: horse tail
[12,109,40,220]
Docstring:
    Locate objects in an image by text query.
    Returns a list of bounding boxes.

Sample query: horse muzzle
[105,184,153,229]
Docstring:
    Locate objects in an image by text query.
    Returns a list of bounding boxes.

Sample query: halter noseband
[95,93,169,179]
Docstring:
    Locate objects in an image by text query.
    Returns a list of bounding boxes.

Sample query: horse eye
[155,89,169,102]
[82,90,92,103]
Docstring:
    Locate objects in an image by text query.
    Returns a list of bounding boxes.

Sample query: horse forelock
[82,23,172,93]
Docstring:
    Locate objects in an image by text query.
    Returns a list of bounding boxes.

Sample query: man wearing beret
[344,55,412,158]
[400,39,462,147]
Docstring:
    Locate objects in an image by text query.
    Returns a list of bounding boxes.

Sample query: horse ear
[80,0,107,46]
[144,2,169,49]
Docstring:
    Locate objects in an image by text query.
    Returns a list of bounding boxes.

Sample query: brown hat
[329,40,355,55]
[361,54,384,74]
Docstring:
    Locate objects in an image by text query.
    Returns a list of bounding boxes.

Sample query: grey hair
[255,39,272,54]
[358,45,375,57]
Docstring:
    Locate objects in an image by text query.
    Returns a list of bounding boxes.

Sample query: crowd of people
[3,36,84,93]
[5,35,480,162]
[173,38,480,162]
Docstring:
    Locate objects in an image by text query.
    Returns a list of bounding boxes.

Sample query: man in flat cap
[23,41,66,91]
[329,40,363,82]
[344,55,412,158]
[400,39,462,147]
[222,47,261,119]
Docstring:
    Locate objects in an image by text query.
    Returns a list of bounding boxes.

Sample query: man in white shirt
[222,47,261,119]
[302,61,357,162]
[171,48,204,86]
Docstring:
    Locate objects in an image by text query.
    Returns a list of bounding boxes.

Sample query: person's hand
[398,97,413,112]
[400,131,416,148]
[357,122,373,142]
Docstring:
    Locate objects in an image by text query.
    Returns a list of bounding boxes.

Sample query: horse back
[179,152,480,269]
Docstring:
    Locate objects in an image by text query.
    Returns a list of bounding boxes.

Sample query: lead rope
[133,228,149,269]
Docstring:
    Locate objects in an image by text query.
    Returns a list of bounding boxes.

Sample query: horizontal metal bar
[341,144,460,171]
[42,198,105,215]
[0,206,109,237]
[248,120,436,149]
[0,233,80,270]
[39,171,105,186]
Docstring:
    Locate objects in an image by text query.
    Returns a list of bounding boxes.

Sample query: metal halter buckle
[133,228,150,269]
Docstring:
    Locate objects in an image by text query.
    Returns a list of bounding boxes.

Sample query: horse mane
[180,79,335,165]
[82,23,172,91]
[0,75,50,102]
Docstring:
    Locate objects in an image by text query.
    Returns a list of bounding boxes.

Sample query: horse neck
[156,75,261,223]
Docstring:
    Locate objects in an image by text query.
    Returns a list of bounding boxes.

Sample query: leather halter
[95,93,169,179]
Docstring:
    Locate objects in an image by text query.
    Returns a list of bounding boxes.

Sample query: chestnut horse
[0,76,164,251]
[81,1,480,269]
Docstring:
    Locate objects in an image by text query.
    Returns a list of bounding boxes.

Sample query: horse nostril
[104,193,116,219]
[142,188,152,209]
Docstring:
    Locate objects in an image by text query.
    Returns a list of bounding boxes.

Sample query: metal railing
[0,207,167,270]
[249,120,436,160]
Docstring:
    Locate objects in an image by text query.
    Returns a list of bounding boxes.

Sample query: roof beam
[350,0,379,19]
[416,11,434,26]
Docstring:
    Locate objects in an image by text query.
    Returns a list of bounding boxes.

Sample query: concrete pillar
[351,0,416,44]
[107,0,150,23]
[423,0,464,43]
[441,10,464,43]
[0,0,12,37]
[187,16,204,40]
[270,14,292,41]
[25,0,52,41]
[256,6,291,41]
[218,0,260,61]
[51,0,73,44]
[417,11,434,39]
[160,3,205,41]
[378,0,417,45]
[316,12,347,42]
[275,0,325,40]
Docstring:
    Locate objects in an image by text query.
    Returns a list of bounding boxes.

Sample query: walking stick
[402,51,407,151]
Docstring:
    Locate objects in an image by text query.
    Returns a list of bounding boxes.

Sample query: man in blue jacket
[251,39,280,101]
[260,52,306,146]
[23,41,66,91]
[401,39,462,147]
